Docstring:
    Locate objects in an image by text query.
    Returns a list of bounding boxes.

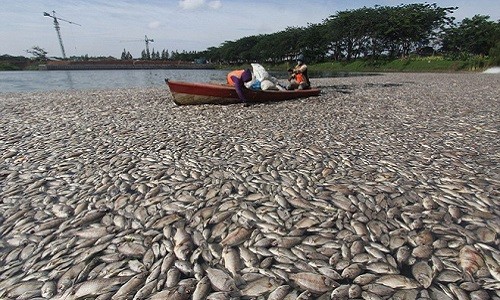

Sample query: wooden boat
[165,79,321,105]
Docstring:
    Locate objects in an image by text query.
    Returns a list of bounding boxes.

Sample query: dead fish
[220,227,253,247]
[459,245,484,281]
[205,291,232,300]
[117,242,147,258]
[392,289,419,300]
[348,284,362,298]
[151,282,194,300]
[353,273,377,285]
[112,272,147,300]
[330,285,350,299]
[289,272,336,294]
[73,226,110,239]
[6,280,44,299]
[296,290,313,299]
[476,247,500,281]
[412,244,433,259]
[146,262,162,286]
[192,276,211,300]
[470,289,490,300]
[41,281,56,298]
[396,246,411,265]
[240,277,280,297]
[286,197,314,209]
[222,246,241,279]
[239,245,259,267]
[361,291,384,300]
[74,243,110,264]
[175,260,195,277]
[57,261,87,292]
[59,276,131,300]
[429,285,454,300]
[366,262,399,275]
[363,283,395,297]
[166,267,181,288]
[448,283,470,300]
[375,275,421,289]
[205,267,240,296]
[318,266,342,280]
[133,279,158,300]
[268,285,291,300]
[435,269,463,283]
[475,227,496,243]
[411,261,433,288]
[127,259,146,273]
[174,226,193,261]
[341,263,363,279]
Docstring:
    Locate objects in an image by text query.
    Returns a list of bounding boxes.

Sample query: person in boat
[227,69,253,104]
[287,54,310,90]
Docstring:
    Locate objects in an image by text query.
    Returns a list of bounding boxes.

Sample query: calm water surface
[0,69,374,93]
[0,69,229,93]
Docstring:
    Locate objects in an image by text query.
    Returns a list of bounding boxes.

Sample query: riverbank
[219,56,497,74]
[311,57,493,73]
[2,55,496,72]
[40,60,215,70]
[0,73,499,299]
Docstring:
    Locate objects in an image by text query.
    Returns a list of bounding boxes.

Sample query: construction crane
[43,11,81,59]
[144,35,154,55]
[120,35,155,58]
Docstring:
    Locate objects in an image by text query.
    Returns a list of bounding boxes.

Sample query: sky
[1,0,499,58]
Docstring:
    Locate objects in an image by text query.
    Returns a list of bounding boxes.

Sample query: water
[0,69,229,93]
[0,69,377,93]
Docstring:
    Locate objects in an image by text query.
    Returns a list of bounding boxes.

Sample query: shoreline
[1,73,499,299]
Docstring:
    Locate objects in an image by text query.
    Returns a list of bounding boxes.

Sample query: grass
[310,56,492,73]
[0,62,22,71]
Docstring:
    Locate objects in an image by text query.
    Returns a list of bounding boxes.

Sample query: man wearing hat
[287,54,310,90]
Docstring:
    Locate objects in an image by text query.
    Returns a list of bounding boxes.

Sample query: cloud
[148,21,161,29]
[208,0,222,9]
[179,0,205,10]
[178,0,222,10]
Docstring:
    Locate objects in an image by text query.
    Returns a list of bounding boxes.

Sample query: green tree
[489,41,500,65]
[195,3,495,65]
[121,48,130,60]
[442,15,500,57]
[161,49,169,60]
[323,7,375,60]
[26,46,48,60]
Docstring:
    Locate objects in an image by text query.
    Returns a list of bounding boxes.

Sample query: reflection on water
[63,71,75,90]
[0,69,229,93]
[0,69,378,93]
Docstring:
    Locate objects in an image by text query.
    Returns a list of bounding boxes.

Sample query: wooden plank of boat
[165,79,321,105]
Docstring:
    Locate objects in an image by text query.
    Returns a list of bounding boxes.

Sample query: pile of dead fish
[0,73,499,300]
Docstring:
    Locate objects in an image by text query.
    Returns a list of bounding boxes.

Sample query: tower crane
[43,11,81,59]
[144,35,154,55]
[120,35,155,58]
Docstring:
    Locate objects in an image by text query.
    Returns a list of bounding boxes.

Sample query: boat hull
[165,79,321,105]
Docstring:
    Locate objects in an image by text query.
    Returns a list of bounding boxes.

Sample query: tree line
[16,3,500,66]
[120,48,202,61]
[173,3,500,64]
